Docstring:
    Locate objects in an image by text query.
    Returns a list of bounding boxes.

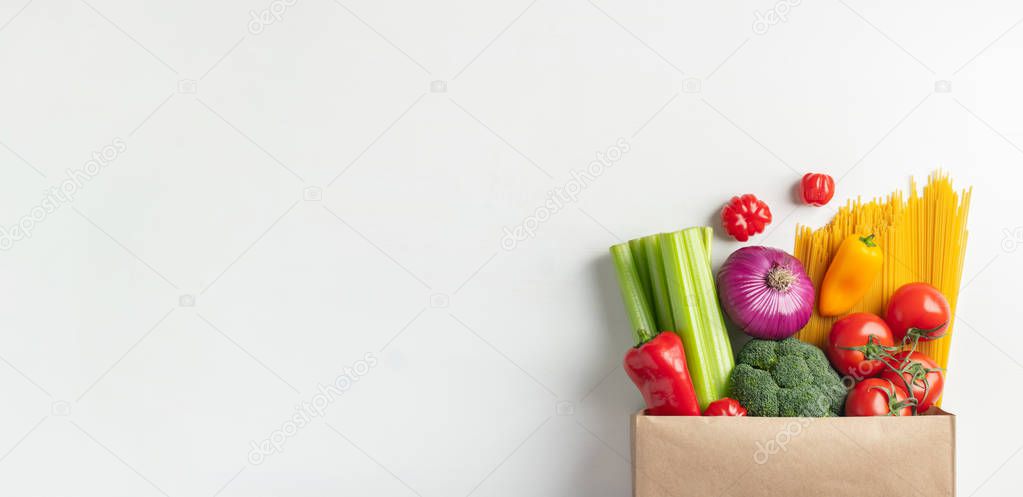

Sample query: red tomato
[826,313,895,380]
[800,173,835,206]
[845,378,912,416]
[704,398,747,416]
[880,351,944,412]
[886,283,950,342]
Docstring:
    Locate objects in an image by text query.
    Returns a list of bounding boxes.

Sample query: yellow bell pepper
[819,233,884,316]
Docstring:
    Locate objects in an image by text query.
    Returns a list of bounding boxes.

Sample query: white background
[1,0,1021,495]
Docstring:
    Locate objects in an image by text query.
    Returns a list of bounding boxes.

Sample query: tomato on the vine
[885,283,950,342]
[826,313,895,380]
[880,351,944,412]
[845,378,912,417]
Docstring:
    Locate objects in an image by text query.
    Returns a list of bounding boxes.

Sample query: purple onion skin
[716,246,815,340]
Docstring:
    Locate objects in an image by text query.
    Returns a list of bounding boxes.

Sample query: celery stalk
[628,238,652,306]
[610,243,657,344]
[659,228,734,410]
[702,226,713,264]
[641,234,675,333]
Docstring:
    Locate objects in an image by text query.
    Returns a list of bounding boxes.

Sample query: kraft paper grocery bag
[632,408,954,497]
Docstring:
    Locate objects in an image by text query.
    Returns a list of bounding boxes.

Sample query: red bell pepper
[800,173,835,206]
[623,330,701,416]
[703,397,747,416]
[721,194,772,242]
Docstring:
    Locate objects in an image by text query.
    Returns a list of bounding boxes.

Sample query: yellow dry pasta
[793,172,971,383]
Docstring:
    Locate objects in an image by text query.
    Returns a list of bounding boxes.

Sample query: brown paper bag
[632,409,955,497]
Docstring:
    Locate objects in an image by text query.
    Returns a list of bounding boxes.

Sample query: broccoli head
[729,337,847,417]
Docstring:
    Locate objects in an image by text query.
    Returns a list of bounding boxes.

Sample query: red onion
[717,246,814,339]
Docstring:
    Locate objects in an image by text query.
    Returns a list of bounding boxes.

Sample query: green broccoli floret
[730,364,780,416]
[735,339,778,370]
[729,337,848,417]
[772,355,811,388]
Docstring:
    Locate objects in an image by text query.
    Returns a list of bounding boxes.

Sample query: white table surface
[1,1,1021,495]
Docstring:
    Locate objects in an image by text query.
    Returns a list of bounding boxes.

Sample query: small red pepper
[703,398,747,416]
[721,194,772,242]
[623,330,701,416]
[800,173,835,206]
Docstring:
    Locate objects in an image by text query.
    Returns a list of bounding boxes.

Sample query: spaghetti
[793,172,971,377]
